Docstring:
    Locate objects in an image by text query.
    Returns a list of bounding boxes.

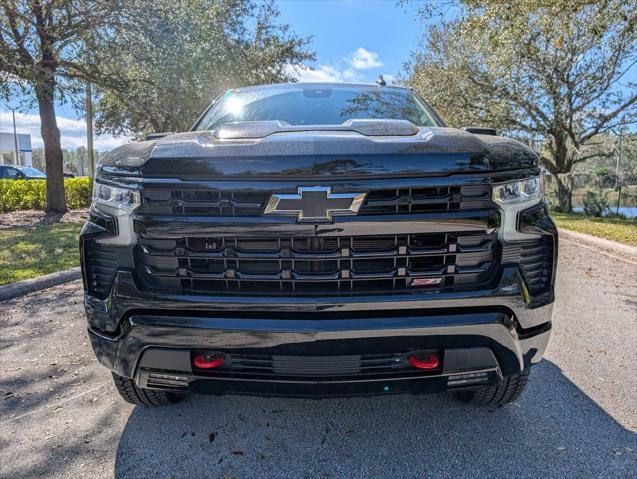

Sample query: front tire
[111,372,185,406]
[455,369,530,406]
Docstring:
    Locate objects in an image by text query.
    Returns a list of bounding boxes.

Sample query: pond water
[572,206,637,218]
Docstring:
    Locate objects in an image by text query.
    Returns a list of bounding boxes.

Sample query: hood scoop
[213,119,419,139]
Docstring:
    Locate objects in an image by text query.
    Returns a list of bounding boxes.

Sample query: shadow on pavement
[114,360,636,478]
[1,404,123,479]
[1,287,95,420]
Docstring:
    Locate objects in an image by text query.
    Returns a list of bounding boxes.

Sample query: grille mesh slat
[138,232,498,295]
[200,353,419,378]
[139,184,493,217]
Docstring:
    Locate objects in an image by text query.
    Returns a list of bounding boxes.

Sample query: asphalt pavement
[1,239,635,478]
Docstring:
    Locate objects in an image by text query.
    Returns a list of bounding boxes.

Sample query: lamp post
[9,107,20,165]
[615,129,623,189]
[86,81,95,177]
[615,128,625,215]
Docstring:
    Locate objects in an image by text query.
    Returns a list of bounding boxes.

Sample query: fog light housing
[447,372,489,387]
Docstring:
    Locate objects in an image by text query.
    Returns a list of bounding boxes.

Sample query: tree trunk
[544,129,573,213]
[36,76,67,213]
[552,173,572,213]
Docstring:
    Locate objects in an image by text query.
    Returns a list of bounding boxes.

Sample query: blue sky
[278,0,423,84]
[0,0,426,150]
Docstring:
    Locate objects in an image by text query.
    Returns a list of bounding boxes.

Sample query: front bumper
[86,266,553,397]
[82,187,557,397]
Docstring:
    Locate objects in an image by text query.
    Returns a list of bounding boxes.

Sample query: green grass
[551,212,637,246]
[0,222,84,285]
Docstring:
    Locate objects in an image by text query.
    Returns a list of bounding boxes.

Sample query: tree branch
[580,94,637,143]
[1,0,34,65]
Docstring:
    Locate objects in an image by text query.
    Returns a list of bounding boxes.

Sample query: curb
[0,267,82,302]
[558,228,637,261]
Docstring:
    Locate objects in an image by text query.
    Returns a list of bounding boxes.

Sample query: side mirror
[461,127,498,136]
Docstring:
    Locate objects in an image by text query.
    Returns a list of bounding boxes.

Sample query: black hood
[101,122,538,179]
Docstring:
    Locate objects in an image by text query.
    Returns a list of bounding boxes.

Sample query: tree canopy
[93,0,313,136]
[405,0,637,211]
[0,0,129,212]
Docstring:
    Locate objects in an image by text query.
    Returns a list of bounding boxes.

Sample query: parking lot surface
[1,240,636,478]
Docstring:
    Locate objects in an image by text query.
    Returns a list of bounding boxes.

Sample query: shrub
[582,190,610,217]
[0,177,93,212]
[64,177,93,209]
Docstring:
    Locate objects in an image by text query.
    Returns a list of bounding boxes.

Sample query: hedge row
[0,177,93,212]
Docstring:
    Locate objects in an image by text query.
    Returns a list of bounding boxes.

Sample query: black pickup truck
[81,83,557,407]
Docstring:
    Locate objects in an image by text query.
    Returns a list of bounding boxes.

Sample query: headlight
[493,176,543,205]
[93,183,140,209]
[493,176,544,241]
[91,182,139,246]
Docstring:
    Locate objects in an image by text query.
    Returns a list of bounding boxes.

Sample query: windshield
[16,167,46,178]
[196,85,440,130]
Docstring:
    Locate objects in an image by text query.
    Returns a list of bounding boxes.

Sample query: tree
[94,0,313,137]
[0,0,125,212]
[30,147,45,170]
[404,0,637,211]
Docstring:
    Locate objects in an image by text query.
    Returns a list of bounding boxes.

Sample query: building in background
[0,132,32,166]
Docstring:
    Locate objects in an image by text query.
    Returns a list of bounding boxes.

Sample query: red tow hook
[193,353,225,369]
[408,353,440,370]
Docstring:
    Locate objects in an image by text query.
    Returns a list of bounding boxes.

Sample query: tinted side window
[3,167,21,179]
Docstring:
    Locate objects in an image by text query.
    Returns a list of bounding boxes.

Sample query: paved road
[1,240,636,478]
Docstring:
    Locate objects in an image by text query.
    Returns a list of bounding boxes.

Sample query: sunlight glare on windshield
[224,95,244,116]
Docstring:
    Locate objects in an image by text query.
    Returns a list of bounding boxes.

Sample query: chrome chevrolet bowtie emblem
[264,186,366,223]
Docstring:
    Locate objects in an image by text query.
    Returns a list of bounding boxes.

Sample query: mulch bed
[0,209,89,229]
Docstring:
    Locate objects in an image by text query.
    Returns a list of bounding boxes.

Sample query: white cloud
[287,64,345,83]
[286,47,383,84]
[0,110,129,151]
[342,69,364,82]
[287,64,367,84]
[348,48,383,70]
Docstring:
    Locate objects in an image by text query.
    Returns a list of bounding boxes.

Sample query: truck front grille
[360,185,491,214]
[137,232,499,295]
[139,184,492,217]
